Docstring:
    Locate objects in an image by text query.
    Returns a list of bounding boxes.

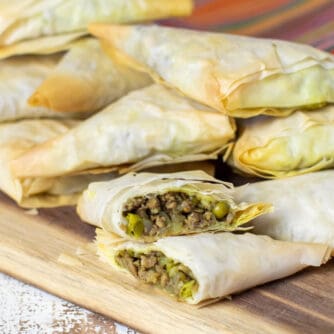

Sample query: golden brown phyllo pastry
[0,0,193,46]
[230,107,334,178]
[0,55,72,122]
[96,229,331,304]
[77,171,272,242]
[0,30,91,123]
[28,38,152,113]
[0,119,113,207]
[11,84,236,178]
[0,37,151,121]
[90,24,334,117]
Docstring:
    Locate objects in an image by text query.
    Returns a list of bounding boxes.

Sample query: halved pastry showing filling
[77,171,272,242]
[122,190,253,239]
[96,230,332,304]
[116,250,198,301]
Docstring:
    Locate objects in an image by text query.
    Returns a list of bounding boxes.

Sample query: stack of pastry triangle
[0,1,198,206]
[90,23,334,178]
[77,22,334,304]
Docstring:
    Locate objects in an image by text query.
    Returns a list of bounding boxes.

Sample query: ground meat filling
[116,250,198,300]
[122,191,230,238]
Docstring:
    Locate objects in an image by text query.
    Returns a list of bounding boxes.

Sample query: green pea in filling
[123,191,230,239]
[115,250,198,301]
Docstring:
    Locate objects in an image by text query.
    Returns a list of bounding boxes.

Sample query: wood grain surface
[0,190,333,334]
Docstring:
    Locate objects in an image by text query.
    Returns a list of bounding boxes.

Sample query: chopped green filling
[123,191,231,239]
[116,250,198,300]
[126,213,144,238]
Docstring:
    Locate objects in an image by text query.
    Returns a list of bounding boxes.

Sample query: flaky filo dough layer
[28,38,152,113]
[0,119,114,207]
[0,37,151,121]
[96,230,332,304]
[234,170,334,249]
[0,56,59,122]
[90,24,334,117]
[0,55,86,122]
[0,35,90,122]
[11,84,236,178]
[77,171,272,241]
[0,32,85,60]
[0,0,193,46]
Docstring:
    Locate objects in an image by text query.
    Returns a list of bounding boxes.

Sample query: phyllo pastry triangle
[235,170,334,248]
[96,230,331,304]
[28,38,152,113]
[0,119,112,207]
[90,24,334,117]
[230,107,334,178]
[0,0,193,45]
[77,171,272,241]
[11,85,236,178]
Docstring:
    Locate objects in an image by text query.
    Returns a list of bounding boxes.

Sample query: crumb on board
[57,253,83,267]
[24,208,39,216]
[75,245,96,256]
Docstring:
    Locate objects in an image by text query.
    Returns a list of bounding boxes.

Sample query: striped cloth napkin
[164,0,334,53]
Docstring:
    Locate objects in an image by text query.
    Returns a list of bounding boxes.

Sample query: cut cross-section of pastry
[234,170,334,249]
[11,84,236,178]
[0,0,193,46]
[28,38,152,113]
[90,24,334,117]
[96,230,332,304]
[77,171,272,242]
[230,107,334,178]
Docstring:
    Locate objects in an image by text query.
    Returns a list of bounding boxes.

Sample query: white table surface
[0,273,138,334]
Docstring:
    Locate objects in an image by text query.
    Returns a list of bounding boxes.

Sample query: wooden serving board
[0,191,334,334]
